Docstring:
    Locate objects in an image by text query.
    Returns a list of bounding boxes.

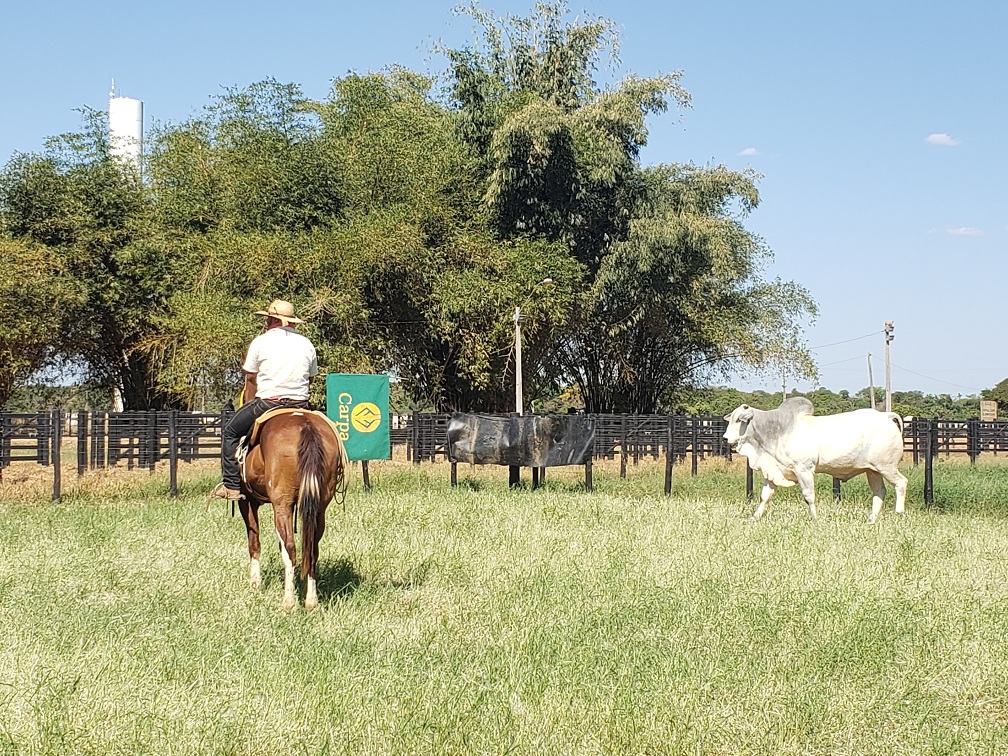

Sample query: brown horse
[238,410,348,610]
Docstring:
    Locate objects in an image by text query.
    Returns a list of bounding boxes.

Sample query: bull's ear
[725,403,753,422]
[725,403,747,422]
[739,406,755,422]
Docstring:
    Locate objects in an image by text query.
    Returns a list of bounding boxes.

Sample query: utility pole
[510,278,553,487]
[514,305,523,415]
[884,321,894,413]
[867,353,875,409]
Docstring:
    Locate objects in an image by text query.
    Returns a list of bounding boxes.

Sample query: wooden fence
[3,410,1005,501]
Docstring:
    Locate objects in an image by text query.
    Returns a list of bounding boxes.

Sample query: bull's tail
[888,413,905,434]
[296,419,327,580]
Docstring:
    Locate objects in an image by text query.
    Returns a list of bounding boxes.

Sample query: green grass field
[2,457,1008,754]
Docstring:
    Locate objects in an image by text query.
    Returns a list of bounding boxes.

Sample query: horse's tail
[296,418,328,580]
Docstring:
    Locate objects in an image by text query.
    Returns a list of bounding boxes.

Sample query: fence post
[691,415,699,477]
[147,411,158,472]
[0,415,9,474]
[168,411,178,498]
[746,465,753,501]
[924,418,937,507]
[911,418,919,466]
[51,409,62,502]
[832,477,841,502]
[38,410,51,466]
[90,413,100,469]
[77,410,88,477]
[619,414,627,479]
[664,415,673,496]
[411,410,420,465]
[967,418,979,466]
[508,413,521,488]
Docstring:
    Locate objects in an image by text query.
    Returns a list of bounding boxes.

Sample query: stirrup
[206,482,243,511]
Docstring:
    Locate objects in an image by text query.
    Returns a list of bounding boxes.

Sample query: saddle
[236,408,344,484]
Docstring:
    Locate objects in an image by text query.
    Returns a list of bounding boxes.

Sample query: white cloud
[926,133,960,146]
[737,147,758,156]
[947,227,984,236]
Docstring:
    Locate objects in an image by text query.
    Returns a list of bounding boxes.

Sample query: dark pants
[221,397,309,489]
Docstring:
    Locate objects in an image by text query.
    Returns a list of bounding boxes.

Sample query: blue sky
[3,1,1005,397]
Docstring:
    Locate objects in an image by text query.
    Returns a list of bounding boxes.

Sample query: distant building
[108,80,143,172]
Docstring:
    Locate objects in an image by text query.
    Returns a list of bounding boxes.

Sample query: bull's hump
[749,399,813,443]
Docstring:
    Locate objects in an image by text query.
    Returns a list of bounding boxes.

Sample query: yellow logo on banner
[351,402,382,433]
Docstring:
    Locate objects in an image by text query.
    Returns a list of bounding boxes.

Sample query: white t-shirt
[242,327,318,401]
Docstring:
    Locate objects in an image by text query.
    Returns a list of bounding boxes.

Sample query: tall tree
[141,80,351,408]
[446,0,688,259]
[0,238,77,407]
[0,112,177,409]
[443,1,816,412]
[982,378,1008,413]
[562,164,816,412]
[147,78,345,235]
[312,68,581,411]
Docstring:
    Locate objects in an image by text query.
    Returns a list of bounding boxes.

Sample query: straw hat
[254,299,305,325]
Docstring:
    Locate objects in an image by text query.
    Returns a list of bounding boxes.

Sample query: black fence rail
[1,410,61,498]
[0,412,56,467]
[405,415,1008,465]
[409,412,451,463]
[4,410,1008,501]
[77,410,225,472]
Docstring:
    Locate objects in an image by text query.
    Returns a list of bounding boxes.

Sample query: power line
[807,327,992,393]
[812,348,991,394]
[809,331,879,350]
[889,362,984,393]
[817,355,868,368]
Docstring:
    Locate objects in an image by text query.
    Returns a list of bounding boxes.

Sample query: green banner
[325,374,390,461]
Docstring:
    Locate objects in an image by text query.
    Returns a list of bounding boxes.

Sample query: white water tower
[108,80,143,171]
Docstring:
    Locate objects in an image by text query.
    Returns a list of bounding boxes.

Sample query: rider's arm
[243,371,258,401]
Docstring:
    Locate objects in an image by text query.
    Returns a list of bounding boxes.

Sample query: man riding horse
[213,299,317,501]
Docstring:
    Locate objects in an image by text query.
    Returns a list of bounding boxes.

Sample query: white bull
[723,397,908,523]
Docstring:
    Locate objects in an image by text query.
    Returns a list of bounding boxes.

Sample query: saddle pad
[247,408,344,448]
